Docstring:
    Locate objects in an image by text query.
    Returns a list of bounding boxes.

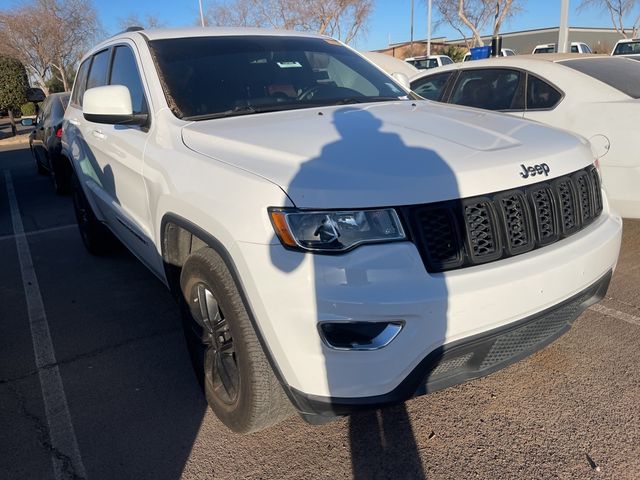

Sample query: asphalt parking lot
[1,142,639,480]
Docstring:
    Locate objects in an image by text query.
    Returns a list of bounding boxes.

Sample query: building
[447,26,625,55]
[374,26,626,58]
[374,37,448,59]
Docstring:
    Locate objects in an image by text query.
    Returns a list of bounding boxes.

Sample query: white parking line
[4,171,86,480]
[0,224,76,242]
[589,303,640,327]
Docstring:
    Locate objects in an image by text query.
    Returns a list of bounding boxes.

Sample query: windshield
[613,41,640,55]
[149,36,407,120]
[560,57,640,98]
[534,46,556,54]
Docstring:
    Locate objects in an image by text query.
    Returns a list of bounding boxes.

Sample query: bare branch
[579,0,639,39]
[204,0,373,44]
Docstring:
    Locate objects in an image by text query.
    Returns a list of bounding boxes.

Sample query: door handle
[91,129,106,140]
[68,118,80,126]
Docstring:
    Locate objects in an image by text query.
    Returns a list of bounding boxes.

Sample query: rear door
[446,68,526,117]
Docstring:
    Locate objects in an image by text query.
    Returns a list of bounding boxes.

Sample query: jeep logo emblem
[520,163,550,179]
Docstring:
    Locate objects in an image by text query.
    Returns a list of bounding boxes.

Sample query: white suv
[62,27,622,433]
[405,54,454,69]
[533,42,592,54]
[611,38,640,56]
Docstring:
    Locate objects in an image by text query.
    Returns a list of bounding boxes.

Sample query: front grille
[402,166,603,273]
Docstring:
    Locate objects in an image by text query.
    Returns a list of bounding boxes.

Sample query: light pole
[198,0,205,27]
[558,0,570,53]
[427,0,432,56]
[410,0,415,55]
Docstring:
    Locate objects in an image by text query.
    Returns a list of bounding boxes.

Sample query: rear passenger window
[526,75,562,110]
[71,59,91,107]
[411,72,453,101]
[450,69,524,110]
[109,46,148,114]
[86,49,110,91]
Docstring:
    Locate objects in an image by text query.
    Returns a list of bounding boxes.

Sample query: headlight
[269,208,406,252]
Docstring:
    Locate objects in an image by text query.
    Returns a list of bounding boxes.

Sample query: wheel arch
[159,212,304,412]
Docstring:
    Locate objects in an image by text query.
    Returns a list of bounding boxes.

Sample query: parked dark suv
[26,92,72,194]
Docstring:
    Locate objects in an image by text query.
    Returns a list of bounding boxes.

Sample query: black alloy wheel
[191,282,240,405]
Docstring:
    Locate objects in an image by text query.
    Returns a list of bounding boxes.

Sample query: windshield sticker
[277,61,302,68]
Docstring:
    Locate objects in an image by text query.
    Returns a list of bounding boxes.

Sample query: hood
[182,101,593,208]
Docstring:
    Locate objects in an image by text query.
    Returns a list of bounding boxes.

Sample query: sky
[1,0,635,51]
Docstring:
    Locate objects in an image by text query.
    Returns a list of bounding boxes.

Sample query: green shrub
[20,101,44,117]
[0,56,29,112]
[441,45,467,63]
[20,102,35,116]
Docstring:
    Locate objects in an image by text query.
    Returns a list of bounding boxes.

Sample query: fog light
[319,321,403,351]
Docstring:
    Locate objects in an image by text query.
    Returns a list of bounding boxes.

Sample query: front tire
[180,248,292,433]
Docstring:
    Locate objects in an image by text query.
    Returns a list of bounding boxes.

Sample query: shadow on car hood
[182,101,591,208]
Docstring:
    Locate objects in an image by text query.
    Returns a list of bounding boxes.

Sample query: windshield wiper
[183,105,265,121]
[328,96,406,105]
[183,97,409,121]
[184,102,330,121]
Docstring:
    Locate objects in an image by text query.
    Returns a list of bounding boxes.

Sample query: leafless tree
[0,0,100,93]
[205,0,373,44]
[434,0,522,48]
[579,0,639,38]
[118,13,166,30]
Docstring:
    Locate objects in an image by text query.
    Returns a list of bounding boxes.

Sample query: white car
[463,48,516,61]
[405,54,454,69]
[533,42,592,54]
[360,51,419,87]
[62,28,621,433]
[611,38,640,57]
[411,54,640,218]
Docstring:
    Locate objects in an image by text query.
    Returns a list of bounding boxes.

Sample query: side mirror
[391,72,411,91]
[26,87,46,102]
[83,85,147,126]
[21,118,35,126]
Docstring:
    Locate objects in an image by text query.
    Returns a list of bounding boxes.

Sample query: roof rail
[109,25,144,39]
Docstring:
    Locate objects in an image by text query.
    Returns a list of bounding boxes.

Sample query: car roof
[47,92,70,99]
[409,53,619,80]
[518,53,602,61]
[616,38,640,43]
[360,51,419,77]
[406,55,447,60]
[534,42,584,48]
[94,26,328,51]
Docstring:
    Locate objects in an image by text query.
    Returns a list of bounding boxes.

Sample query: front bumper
[290,269,611,416]
[235,208,621,413]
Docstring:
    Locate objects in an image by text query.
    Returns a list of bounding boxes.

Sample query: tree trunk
[458,0,484,46]
[61,67,70,92]
[8,109,17,137]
